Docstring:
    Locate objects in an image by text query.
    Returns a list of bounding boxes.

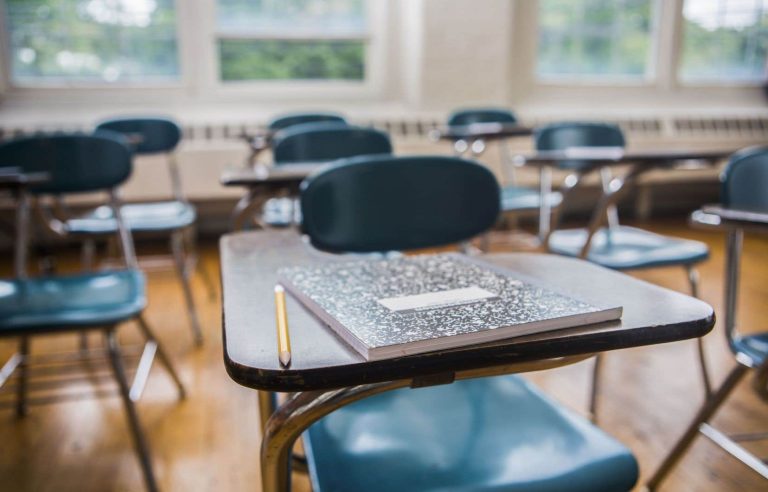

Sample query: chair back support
[447,108,517,126]
[272,123,392,164]
[720,146,768,360]
[300,155,501,252]
[535,122,625,171]
[268,112,347,132]
[721,146,768,212]
[96,117,182,154]
[0,133,132,194]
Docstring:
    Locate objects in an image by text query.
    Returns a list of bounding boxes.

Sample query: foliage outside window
[6,0,179,84]
[680,0,768,83]
[537,0,654,80]
[216,0,367,82]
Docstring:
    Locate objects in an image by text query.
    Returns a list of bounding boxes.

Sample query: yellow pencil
[274,284,292,368]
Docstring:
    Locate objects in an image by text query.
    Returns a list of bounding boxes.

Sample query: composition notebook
[278,253,622,361]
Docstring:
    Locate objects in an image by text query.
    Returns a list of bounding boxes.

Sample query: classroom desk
[238,130,277,167]
[512,148,737,241]
[430,122,533,145]
[692,205,768,233]
[220,229,715,492]
[220,162,327,231]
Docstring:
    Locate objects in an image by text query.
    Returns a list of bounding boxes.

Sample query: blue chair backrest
[721,146,768,212]
[300,155,501,252]
[96,117,182,154]
[535,122,625,170]
[447,108,517,126]
[0,132,132,194]
[268,112,347,132]
[272,123,392,164]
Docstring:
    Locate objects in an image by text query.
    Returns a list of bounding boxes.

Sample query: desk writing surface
[691,207,768,234]
[516,148,735,168]
[0,170,50,188]
[434,123,534,141]
[700,205,768,226]
[221,230,714,392]
[220,162,328,187]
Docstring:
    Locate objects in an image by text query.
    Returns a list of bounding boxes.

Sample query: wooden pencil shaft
[274,285,291,366]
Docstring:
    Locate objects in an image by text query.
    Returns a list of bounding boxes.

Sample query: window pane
[7,0,179,83]
[538,0,654,79]
[215,0,367,82]
[216,0,365,35]
[680,0,768,82]
[219,40,364,81]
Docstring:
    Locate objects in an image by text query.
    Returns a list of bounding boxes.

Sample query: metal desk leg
[600,167,620,231]
[646,364,749,490]
[105,328,159,492]
[258,390,278,435]
[231,189,270,232]
[16,337,29,417]
[261,381,410,492]
[538,166,553,240]
[685,264,712,398]
[171,231,203,345]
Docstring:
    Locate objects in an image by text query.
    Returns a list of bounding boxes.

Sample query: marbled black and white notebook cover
[279,253,621,360]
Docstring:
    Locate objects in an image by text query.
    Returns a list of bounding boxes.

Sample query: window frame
[534,0,663,86]
[0,0,188,90]
[205,0,387,100]
[675,0,768,87]
[0,0,389,101]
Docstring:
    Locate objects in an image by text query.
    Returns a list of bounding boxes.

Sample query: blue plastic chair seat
[66,201,196,234]
[0,270,145,334]
[501,186,563,212]
[733,334,768,367]
[548,226,709,270]
[304,375,638,492]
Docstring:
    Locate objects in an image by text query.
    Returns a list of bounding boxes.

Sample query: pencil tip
[279,351,291,367]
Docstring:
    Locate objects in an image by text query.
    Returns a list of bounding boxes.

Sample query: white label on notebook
[377,286,502,313]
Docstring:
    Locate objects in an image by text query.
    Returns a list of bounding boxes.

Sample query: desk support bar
[262,380,410,492]
[260,355,593,492]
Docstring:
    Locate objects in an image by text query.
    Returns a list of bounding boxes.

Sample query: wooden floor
[1,219,766,492]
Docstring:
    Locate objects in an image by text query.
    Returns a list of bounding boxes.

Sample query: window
[215,0,367,82]
[537,0,655,80]
[680,0,768,83]
[5,0,179,84]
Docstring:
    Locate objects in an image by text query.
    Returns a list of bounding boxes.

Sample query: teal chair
[446,108,562,239]
[648,146,768,489]
[0,133,185,492]
[244,112,348,165]
[268,111,347,132]
[262,123,393,227]
[295,154,639,492]
[272,122,392,164]
[540,122,711,421]
[57,116,208,345]
[447,107,519,126]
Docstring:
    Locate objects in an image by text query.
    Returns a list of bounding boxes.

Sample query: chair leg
[184,226,217,302]
[686,265,712,398]
[646,364,749,490]
[589,354,602,423]
[135,315,186,400]
[171,231,203,346]
[79,239,97,352]
[16,337,29,417]
[104,328,159,492]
